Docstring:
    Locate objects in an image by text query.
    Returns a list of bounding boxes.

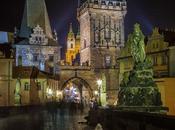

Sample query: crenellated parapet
[78,0,127,17]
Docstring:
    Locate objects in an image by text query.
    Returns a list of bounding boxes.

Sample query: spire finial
[69,23,73,33]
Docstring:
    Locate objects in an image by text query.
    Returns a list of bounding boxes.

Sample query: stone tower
[78,0,127,68]
[78,0,127,104]
[15,0,60,72]
[19,0,53,39]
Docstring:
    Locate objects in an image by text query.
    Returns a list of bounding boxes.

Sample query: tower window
[105,56,111,67]
[153,56,158,66]
[39,37,42,42]
[24,82,30,91]
[162,55,167,65]
[84,40,87,48]
[33,54,38,62]
[18,55,22,66]
[71,55,74,61]
[71,44,73,48]
[49,55,54,62]
[49,67,54,74]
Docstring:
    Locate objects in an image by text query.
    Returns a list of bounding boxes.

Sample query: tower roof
[68,23,74,38]
[69,23,73,33]
[19,0,53,39]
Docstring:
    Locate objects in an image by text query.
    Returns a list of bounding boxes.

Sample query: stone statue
[130,23,146,63]
[15,79,21,105]
[118,23,163,110]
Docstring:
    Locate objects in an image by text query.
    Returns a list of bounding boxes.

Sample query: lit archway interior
[62,77,93,105]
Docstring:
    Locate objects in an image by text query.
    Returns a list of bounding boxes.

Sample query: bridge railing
[59,65,91,70]
[87,108,175,130]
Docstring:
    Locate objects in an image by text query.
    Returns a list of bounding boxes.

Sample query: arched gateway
[58,66,96,99]
[56,65,119,105]
[60,76,93,104]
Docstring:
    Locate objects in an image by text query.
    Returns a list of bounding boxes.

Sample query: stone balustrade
[87,108,175,130]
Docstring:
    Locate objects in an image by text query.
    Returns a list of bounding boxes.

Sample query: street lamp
[47,88,53,96]
[97,79,102,106]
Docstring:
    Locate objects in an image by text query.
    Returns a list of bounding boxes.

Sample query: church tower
[66,23,80,65]
[67,23,76,51]
[78,0,127,68]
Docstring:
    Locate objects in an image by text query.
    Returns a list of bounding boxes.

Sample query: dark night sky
[0,0,175,45]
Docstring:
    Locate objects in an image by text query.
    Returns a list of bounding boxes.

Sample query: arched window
[105,55,111,67]
[24,82,30,91]
[18,55,22,66]
[71,55,74,61]
[84,39,87,48]
[71,44,73,48]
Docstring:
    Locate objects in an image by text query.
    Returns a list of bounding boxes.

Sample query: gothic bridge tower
[78,0,127,104]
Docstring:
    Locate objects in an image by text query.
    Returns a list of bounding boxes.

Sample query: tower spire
[68,23,74,38]
[69,23,73,33]
[19,0,53,39]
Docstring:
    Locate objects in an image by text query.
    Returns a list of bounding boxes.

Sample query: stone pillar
[105,69,119,105]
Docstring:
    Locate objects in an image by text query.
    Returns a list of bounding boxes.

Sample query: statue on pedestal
[118,24,163,110]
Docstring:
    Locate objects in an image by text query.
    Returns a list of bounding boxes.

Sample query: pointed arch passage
[61,76,93,98]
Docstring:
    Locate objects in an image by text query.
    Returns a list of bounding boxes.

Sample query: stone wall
[88,109,175,130]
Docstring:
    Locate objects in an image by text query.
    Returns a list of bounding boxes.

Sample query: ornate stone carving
[29,25,48,45]
[118,24,163,107]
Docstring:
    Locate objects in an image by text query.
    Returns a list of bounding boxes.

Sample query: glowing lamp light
[47,88,53,95]
[74,91,78,95]
[97,79,102,86]
[56,90,62,96]
[94,91,98,95]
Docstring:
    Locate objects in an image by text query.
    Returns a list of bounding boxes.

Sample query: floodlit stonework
[78,0,127,67]
[75,0,127,104]
[15,0,61,74]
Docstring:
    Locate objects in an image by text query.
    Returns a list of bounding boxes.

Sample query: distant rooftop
[0,31,14,43]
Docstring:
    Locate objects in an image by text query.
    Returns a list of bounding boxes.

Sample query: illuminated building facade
[118,28,172,81]
[14,0,61,74]
[78,0,127,67]
[65,23,80,65]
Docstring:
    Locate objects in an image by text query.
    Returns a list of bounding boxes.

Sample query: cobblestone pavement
[0,109,94,130]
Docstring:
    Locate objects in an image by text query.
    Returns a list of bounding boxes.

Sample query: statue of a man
[130,24,146,63]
